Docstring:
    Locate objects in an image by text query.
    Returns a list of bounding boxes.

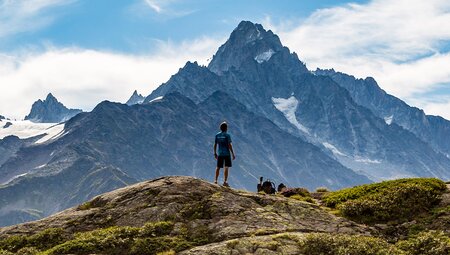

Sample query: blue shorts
[217,155,232,168]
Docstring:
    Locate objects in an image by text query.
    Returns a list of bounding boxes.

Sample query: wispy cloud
[144,0,162,13]
[0,37,222,119]
[264,0,450,118]
[142,0,195,18]
[0,0,75,38]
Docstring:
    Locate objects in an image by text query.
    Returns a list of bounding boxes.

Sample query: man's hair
[220,122,228,132]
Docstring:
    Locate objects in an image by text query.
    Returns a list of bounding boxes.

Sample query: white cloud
[142,0,193,17]
[0,37,221,119]
[144,0,162,13]
[264,0,450,118]
[408,95,450,120]
[423,100,450,120]
[0,0,75,38]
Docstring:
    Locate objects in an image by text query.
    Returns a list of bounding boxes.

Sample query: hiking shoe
[223,182,230,187]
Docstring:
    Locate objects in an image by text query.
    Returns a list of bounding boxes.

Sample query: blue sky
[0,0,450,120]
[0,0,366,53]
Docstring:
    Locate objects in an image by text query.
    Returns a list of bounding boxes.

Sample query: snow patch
[0,120,58,139]
[35,123,65,144]
[384,115,393,125]
[354,157,382,164]
[272,96,310,134]
[255,49,275,63]
[6,173,28,184]
[322,142,347,156]
[149,96,164,103]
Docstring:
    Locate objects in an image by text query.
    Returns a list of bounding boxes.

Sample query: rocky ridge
[0,176,372,254]
[1,176,450,254]
[25,93,82,123]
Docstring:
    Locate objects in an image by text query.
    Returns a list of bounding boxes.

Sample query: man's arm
[229,143,236,160]
[214,142,218,159]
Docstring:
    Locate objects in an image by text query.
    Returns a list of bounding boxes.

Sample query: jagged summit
[24,93,82,123]
[125,90,145,105]
[208,21,302,74]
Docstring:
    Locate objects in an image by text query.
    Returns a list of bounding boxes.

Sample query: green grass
[322,178,447,223]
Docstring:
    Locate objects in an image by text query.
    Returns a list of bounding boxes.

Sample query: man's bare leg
[214,167,220,184]
[224,167,229,184]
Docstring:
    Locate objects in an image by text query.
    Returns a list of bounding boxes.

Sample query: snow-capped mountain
[145,21,450,181]
[1,20,450,227]
[25,93,82,123]
[125,90,145,105]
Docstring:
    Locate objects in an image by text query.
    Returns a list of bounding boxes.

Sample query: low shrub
[298,233,402,255]
[315,187,330,193]
[281,188,311,198]
[27,228,68,250]
[396,231,450,255]
[323,178,446,208]
[36,221,199,255]
[0,235,28,252]
[322,178,447,223]
[0,228,68,253]
[15,247,40,255]
[43,226,140,255]
[290,194,315,203]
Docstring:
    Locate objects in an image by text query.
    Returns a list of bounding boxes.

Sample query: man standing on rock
[214,122,235,187]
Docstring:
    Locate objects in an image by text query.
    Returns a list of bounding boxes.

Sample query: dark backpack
[262,180,276,194]
[277,183,286,192]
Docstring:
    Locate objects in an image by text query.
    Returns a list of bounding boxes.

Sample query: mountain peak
[125,90,145,105]
[208,21,284,74]
[46,93,57,101]
[25,93,82,123]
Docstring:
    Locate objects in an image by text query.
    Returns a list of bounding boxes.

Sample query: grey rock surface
[25,93,82,123]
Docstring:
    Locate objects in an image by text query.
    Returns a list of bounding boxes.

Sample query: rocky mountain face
[0,92,368,226]
[0,115,5,121]
[315,68,450,158]
[125,90,145,105]
[25,93,82,123]
[145,21,450,181]
[1,20,450,228]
